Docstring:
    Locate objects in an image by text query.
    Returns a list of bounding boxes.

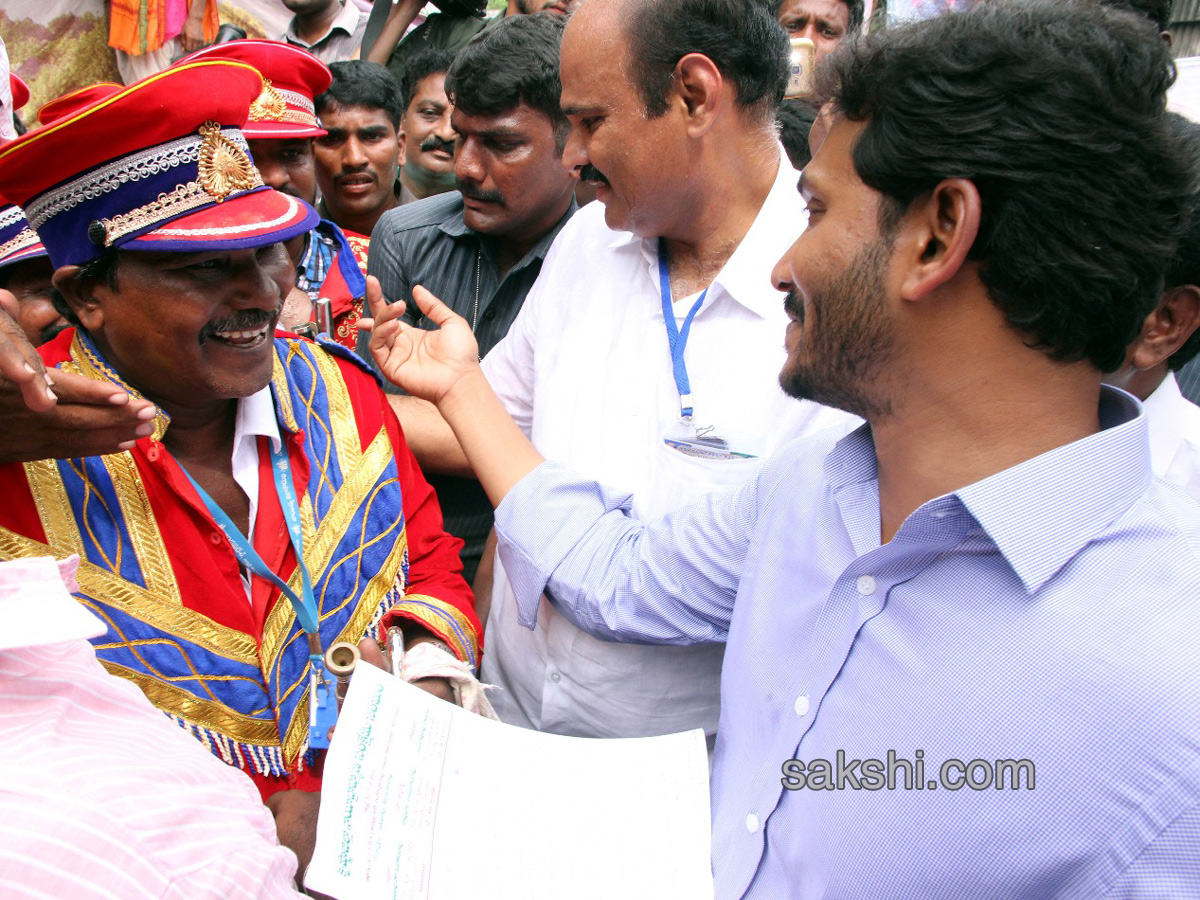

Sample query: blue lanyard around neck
[180,437,321,640]
[658,238,709,420]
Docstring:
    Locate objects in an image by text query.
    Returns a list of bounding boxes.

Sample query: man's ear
[896,177,982,303]
[396,129,406,168]
[51,265,105,331]
[1129,284,1200,370]
[672,53,724,136]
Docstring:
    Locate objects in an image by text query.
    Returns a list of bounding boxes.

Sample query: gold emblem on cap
[197,121,256,202]
[248,79,288,122]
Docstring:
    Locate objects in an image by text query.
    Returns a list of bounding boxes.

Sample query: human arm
[364,0,424,65]
[181,0,210,52]
[371,357,484,672]
[366,284,543,507]
[368,286,750,644]
[0,299,156,463]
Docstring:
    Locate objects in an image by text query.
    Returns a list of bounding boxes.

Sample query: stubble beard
[778,235,897,421]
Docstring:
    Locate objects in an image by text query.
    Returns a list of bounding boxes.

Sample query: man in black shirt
[359,14,577,582]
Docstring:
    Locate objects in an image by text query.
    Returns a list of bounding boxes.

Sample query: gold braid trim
[24,459,85,558]
[260,432,401,666]
[0,528,257,661]
[278,530,408,768]
[102,661,280,747]
[103,451,182,604]
[389,594,479,671]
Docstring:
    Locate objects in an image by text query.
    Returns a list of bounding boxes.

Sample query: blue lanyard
[180,438,320,640]
[658,238,708,420]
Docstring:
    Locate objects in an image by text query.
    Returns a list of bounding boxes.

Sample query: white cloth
[231,385,284,549]
[0,557,303,899]
[1168,56,1200,123]
[479,149,860,741]
[1144,371,1200,500]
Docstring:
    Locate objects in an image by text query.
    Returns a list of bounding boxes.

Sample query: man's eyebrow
[562,104,600,118]
[357,125,392,136]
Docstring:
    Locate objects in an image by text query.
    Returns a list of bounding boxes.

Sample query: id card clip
[308,654,339,749]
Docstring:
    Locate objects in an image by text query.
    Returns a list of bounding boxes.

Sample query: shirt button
[856,575,876,596]
[146,442,161,461]
[549,672,561,683]
[745,813,759,834]
[483,308,497,321]
[209,532,223,546]
[794,694,809,716]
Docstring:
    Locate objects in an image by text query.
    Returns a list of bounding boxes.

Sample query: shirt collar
[285,1,360,44]
[824,386,1152,593]
[235,384,283,453]
[1142,371,1187,475]
[612,144,801,319]
[955,387,1150,593]
[439,196,579,272]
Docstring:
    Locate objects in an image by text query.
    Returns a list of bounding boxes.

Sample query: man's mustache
[457,179,504,205]
[420,135,455,154]
[783,289,805,323]
[579,164,609,185]
[199,307,278,343]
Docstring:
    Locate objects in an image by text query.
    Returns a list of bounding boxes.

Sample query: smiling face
[773,116,899,420]
[559,2,683,237]
[777,0,852,63]
[314,102,402,234]
[57,245,294,415]
[453,102,575,247]
[401,71,456,183]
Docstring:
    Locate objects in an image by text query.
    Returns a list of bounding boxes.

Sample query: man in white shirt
[282,0,368,64]
[376,0,855,742]
[1103,115,1200,500]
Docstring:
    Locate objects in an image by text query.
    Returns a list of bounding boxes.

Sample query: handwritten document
[305,663,713,900]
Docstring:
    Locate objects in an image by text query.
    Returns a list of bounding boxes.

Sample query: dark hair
[316,61,403,130]
[1100,0,1173,33]
[50,249,121,328]
[777,99,817,169]
[400,49,457,112]
[445,13,569,152]
[1166,113,1200,369]
[768,0,864,31]
[822,0,1193,373]
[622,0,789,120]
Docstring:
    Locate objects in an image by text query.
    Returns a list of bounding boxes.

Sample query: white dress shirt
[479,149,859,741]
[230,386,284,602]
[1143,371,1200,500]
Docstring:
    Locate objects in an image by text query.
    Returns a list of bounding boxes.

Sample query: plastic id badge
[662,420,758,461]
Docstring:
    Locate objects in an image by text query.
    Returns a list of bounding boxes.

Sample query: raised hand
[0,291,156,463]
[362,276,482,406]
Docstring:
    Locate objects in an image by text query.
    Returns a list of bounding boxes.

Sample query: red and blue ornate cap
[180,40,331,139]
[0,60,318,269]
[0,204,46,272]
[0,75,48,272]
[37,82,124,126]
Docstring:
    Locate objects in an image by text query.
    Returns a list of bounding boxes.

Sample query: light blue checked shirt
[495,387,1200,899]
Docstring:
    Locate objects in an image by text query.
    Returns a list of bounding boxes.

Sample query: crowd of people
[1,0,1199,897]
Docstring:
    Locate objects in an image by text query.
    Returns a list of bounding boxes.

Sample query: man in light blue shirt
[362,0,1200,895]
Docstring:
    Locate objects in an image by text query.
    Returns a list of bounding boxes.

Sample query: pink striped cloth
[0,557,303,899]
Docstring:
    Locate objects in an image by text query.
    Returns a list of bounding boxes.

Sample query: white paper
[305,662,713,900]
